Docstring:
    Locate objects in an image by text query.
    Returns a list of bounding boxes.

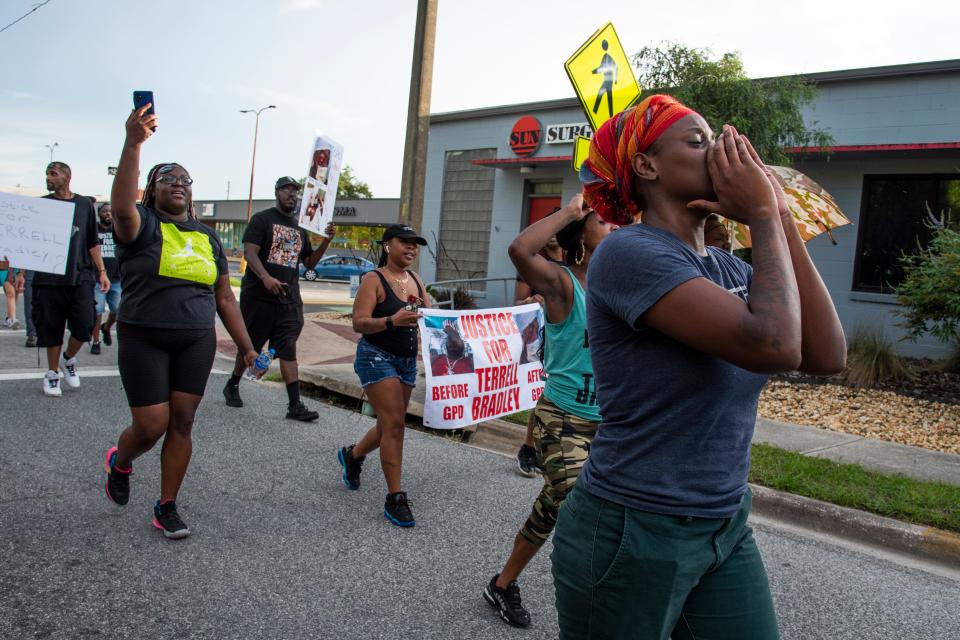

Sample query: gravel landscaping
[761,361,960,455]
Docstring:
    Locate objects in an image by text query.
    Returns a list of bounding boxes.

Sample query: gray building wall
[422,62,960,357]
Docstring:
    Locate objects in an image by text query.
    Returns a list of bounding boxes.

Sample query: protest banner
[419,304,545,430]
[0,192,75,275]
[297,134,344,237]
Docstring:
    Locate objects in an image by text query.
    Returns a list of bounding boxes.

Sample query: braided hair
[141,163,195,218]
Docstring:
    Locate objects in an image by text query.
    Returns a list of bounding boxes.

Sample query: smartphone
[133,91,157,131]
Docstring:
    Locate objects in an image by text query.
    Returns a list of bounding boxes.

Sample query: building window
[853,174,960,294]
[435,149,497,290]
[530,181,562,196]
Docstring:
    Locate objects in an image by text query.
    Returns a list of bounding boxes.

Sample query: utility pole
[238,105,276,274]
[398,0,438,241]
[227,180,231,200]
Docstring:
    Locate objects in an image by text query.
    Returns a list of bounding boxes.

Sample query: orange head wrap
[579,94,695,226]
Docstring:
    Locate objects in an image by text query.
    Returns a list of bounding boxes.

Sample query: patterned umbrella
[725,166,852,250]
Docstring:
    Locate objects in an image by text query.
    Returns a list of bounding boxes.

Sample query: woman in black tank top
[338,224,431,528]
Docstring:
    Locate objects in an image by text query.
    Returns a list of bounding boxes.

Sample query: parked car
[299,255,376,281]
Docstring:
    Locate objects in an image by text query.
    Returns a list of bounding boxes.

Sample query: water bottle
[245,348,275,381]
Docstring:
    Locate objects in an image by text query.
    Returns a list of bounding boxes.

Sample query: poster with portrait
[297,134,344,237]
[418,304,545,430]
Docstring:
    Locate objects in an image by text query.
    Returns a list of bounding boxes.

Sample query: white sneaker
[42,370,62,397]
[60,356,81,389]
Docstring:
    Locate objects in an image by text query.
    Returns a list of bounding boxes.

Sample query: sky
[1,0,958,200]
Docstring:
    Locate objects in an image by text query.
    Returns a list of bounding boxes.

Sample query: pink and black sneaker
[152,500,190,539]
[104,447,131,506]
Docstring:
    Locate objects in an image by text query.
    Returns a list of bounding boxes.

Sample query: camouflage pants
[519,396,598,547]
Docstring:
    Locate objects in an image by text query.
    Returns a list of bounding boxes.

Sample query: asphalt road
[1,332,958,639]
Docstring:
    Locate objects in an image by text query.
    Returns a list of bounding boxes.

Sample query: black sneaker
[103,447,131,506]
[286,401,319,422]
[483,574,531,628]
[25,335,37,348]
[223,380,243,408]
[101,326,112,346]
[152,501,190,539]
[384,491,415,528]
[90,342,101,355]
[338,445,364,490]
[516,444,538,478]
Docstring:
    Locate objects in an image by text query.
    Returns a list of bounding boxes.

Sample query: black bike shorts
[118,322,217,407]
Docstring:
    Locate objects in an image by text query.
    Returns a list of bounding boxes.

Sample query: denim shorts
[94,281,122,314]
[354,338,418,388]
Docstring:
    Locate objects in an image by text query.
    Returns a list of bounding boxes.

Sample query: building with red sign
[420,59,960,357]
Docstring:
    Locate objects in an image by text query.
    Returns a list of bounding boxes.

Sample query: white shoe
[60,356,80,389]
[42,370,62,397]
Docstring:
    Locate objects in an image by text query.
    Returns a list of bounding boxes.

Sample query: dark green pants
[551,485,779,640]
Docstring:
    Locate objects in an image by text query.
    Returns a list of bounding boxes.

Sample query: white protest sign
[418,304,546,430]
[0,192,75,275]
[297,134,344,238]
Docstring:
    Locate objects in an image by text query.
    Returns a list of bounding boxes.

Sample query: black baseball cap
[275,176,301,190]
[381,224,427,245]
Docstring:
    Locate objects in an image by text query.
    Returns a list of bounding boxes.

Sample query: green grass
[503,410,531,426]
[261,372,283,383]
[749,443,960,532]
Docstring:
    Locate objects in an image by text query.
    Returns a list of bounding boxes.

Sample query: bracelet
[385,317,394,330]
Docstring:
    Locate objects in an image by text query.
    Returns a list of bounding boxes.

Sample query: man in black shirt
[223,176,335,420]
[90,203,122,355]
[34,162,111,397]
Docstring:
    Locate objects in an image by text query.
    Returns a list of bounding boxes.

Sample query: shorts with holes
[354,337,417,388]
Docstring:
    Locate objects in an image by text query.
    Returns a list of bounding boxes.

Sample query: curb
[298,373,960,568]
[749,485,960,567]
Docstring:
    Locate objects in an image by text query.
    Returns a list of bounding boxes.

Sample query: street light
[44,142,59,162]
[239,105,276,224]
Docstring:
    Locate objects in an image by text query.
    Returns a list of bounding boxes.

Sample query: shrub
[844,326,912,388]
[896,223,960,354]
[426,286,477,310]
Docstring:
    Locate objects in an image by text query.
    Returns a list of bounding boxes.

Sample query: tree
[631,44,833,166]
[896,215,960,362]
[337,165,373,199]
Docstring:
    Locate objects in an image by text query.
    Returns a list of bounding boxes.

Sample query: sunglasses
[156,175,194,186]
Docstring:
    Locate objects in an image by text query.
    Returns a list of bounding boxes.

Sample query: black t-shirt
[116,205,228,329]
[98,223,121,283]
[240,207,313,306]
[33,194,99,287]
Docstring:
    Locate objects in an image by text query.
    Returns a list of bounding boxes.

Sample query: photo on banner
[0,192,75,275]
[297,134,344,238]
[418,304,546,430]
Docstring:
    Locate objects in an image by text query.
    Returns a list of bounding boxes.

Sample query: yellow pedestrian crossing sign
[572,135,592,173]
[564,22,642,133]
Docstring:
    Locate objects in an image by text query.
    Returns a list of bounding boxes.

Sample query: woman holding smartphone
[338,224,431,528]
[103,103,258,540]
[551,95,846,638]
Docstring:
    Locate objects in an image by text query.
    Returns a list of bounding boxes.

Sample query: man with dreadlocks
[33,161,111,397]
[101,103,259,540]
[222,176,335,421]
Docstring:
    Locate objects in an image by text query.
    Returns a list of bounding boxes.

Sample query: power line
[0,1,54,35]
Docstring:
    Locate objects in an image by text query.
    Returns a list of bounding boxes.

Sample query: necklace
[381,268,410,299]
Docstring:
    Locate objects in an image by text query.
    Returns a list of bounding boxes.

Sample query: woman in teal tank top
[482,194,616,629]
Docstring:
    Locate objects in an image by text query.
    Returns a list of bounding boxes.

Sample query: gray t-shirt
[580,224,768,518]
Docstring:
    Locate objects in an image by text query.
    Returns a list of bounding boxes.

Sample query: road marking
[0,369,121,380]
[0,368,232,381]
